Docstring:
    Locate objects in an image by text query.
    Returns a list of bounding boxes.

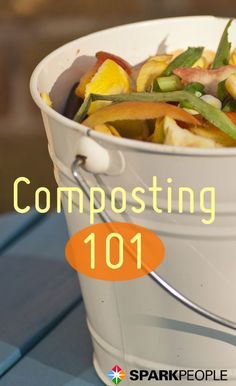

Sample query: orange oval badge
[65,222,165,281]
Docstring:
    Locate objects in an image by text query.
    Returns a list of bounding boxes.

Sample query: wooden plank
[0,213,82,376]
[1,305,103,386]
[1,213,69,261]
[0,211,44,254]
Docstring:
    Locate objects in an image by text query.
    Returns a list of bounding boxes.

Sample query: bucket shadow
[128,314,236,347]
[50,55,96,113]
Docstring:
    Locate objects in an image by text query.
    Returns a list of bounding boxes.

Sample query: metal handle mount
[72,155,236,332]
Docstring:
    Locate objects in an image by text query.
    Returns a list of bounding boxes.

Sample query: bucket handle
[71,155,236,332]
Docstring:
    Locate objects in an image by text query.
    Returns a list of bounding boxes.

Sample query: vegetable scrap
[42,19,236,148]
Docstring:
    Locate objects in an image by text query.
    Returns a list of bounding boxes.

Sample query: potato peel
[190,125,236,147]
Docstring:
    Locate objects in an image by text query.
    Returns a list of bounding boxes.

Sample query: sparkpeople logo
[107,365,126,384]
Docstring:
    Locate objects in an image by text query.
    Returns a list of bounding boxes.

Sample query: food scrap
[44,19,236,148]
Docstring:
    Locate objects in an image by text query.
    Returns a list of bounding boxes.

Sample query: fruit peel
[85,59,131,114]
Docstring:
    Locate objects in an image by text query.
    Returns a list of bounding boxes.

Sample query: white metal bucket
[31,16,236,385]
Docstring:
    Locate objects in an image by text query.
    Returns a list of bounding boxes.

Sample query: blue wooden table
[0,211,103,385]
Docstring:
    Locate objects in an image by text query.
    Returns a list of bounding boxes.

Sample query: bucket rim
[30,15,236,157]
